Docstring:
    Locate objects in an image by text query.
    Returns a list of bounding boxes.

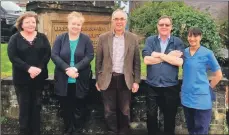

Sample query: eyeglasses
[158,23,171,27]
[113,17,126,21]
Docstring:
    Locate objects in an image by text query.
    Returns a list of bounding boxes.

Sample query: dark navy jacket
[142,35,185,87]
[51,32,94,97]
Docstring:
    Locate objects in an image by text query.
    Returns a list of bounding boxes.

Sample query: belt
[112,72,123,76]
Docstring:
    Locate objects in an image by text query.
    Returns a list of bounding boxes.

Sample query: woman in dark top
[51,11,94,135]
[7,12,51,135]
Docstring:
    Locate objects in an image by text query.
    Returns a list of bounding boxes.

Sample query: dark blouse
[7,32,51,84]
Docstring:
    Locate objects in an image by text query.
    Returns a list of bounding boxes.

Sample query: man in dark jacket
[142,15,185,135]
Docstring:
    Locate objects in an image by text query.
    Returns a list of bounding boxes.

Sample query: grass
[1,44,12,77]
[1,43,182,78]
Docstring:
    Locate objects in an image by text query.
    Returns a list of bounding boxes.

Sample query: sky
[120,1,130,13]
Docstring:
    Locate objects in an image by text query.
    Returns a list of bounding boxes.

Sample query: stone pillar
[26,1,114,48]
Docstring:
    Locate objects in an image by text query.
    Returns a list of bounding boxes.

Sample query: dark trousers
[146,85,180,135]
[14,82,43,135]
[102,74,131,134]
[58,83,86,134]
[183,106,212,135]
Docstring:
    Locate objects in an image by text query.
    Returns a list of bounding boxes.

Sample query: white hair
[111,9,128,20]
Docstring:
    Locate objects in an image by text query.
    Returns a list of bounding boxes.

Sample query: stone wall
[1,77,228,135]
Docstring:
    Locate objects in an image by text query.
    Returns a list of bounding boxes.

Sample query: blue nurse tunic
[181,46,221,110]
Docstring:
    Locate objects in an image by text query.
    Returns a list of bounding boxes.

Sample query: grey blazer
[95,31,141,90]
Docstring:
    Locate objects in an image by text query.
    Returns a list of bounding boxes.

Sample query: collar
[113,30,125,37]
[158,35,170,41]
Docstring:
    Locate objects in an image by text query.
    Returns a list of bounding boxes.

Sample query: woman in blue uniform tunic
[181,27,223,134]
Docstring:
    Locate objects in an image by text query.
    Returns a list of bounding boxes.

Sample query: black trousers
[58,83,86,134]
[14,81,43,135]
[146,85,180,135]
[102,74,131,134]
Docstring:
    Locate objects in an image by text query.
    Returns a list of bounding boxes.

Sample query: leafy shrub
[130,1,224,59]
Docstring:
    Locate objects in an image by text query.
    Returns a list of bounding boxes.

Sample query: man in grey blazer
[95,9,141,135]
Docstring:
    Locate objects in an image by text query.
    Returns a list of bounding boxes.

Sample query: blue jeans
[183,106,212,135]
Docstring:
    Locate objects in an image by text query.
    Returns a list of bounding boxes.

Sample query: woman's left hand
[66,67,79,78]
[29,67,42,79]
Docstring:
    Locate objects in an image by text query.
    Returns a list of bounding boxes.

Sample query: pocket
[98,71,103,74]
[192,86,209,95]
[197,56,208,69]
[182,84,208,95]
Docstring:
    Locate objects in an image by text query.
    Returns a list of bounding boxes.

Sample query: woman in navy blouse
[7,12,51,135]
[51,12,94,135]
[181,27,223,134]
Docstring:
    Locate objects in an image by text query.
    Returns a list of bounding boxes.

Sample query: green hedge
[130,1,224,59]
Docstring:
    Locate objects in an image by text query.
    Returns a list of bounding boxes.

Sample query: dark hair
[157,15,173,25]
[188,27,202,36]
[16,11,39,31]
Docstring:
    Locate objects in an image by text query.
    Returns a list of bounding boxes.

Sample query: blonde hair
[67,11,85,23]
[15,11,39,31]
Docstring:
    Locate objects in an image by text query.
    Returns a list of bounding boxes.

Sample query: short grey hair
[111,9,128,20]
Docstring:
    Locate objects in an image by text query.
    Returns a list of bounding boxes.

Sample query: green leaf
[130,1,224,60]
